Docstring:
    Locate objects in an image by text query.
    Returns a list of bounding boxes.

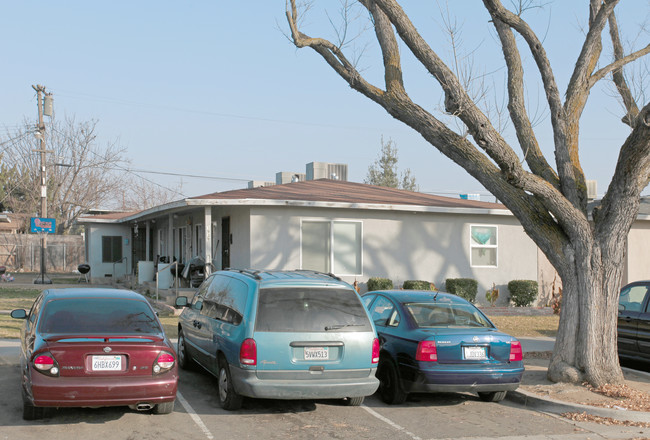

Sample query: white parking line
[176,391,214,440]
[361,404,422,440]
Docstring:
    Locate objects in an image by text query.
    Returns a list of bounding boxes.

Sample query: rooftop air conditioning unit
[586,180,597,200]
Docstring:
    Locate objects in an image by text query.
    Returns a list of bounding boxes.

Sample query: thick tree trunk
[548,238,625,386]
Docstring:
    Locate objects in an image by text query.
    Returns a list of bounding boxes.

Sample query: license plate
[304,347,329,360]
[92,355,122,371]
[463,346,487,360]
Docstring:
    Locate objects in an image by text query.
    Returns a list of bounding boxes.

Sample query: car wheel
[377,358,407,405]
[478,391,507,402]
[217,358,243,411]
[177,329,193,370]
[22,400,44,421]
[342,396,364,406]
[153,400,175,414]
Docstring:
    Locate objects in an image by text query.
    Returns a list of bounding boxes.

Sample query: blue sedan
[362,290,524,404]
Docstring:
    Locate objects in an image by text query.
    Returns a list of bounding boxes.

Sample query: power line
[47,125,188,199]
[125,168,251,183]
[51,89,401,132]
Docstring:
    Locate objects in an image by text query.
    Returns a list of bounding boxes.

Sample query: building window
[102,236,123,263]
[301,220,362,275]
[470,225,497,267]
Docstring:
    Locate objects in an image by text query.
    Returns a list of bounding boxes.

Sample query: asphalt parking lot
[3,339,650,440]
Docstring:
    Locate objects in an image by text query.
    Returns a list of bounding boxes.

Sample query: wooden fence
[0,234,85,273]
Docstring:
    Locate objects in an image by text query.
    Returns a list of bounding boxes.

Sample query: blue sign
[30,217,56,234]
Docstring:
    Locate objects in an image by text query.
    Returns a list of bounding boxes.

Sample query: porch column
[204,206,212,275]
[168,214,174,262]
[145,221,151,261]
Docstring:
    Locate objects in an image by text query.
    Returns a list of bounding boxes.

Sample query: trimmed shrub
[445,278,478,302]
[403,280,434,290]
[367,277,393,291]
[508,280,539,307]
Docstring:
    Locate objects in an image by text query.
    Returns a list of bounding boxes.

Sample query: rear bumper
[402,364,524,394]
[27,368,178,408]
[230,366,379,400]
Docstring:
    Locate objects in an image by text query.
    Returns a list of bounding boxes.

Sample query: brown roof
[79,211,140,221]
[191,179,504,209]
[0,213,29,232]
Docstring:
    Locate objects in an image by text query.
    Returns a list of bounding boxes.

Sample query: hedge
[367,277,393,291]
[445,278,478,302]
[508,280,538,307]
[403,280,434,290]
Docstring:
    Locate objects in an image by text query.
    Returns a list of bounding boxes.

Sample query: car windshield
[405,302,493,329]
[39,298,162,335]
[256,287,372,332]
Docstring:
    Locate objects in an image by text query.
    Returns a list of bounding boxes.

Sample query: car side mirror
[11,309,27,319]
[175,296,189,308]
[619,303,626,311]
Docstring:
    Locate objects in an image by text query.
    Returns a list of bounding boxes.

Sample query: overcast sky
[2,1,648,202]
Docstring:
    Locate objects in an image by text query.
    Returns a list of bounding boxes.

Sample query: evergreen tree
[365,137,418,191]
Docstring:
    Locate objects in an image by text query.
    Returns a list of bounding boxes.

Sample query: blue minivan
[175,269,379,410]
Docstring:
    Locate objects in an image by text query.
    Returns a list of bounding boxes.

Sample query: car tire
[377,358,407,405]
[342,396,364,406]
[177,329,194,370]
[478,391,507,402]
[217,358,243,411]
[153,400,175,414]
[22,400,44,421]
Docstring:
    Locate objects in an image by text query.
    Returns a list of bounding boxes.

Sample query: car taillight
[372,338,380,364]
[153,351,175,374]
[240,338,257,366]
[509,340,523,361]
[416,340,437,361]
[33,353,59,376]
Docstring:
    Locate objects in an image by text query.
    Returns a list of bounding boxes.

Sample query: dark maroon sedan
[11,288,178,420]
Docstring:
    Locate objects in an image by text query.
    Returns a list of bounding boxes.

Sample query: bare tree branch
[491,17,559,188]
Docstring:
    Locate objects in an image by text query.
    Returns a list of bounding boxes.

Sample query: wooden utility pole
[32,84,52,284]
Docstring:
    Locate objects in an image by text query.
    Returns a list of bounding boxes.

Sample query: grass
[0,287,559,340]
[159,316,179,339]
[487,314,559,337]
[0,287,40,338]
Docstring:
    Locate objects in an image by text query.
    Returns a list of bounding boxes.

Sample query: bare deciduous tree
[112,175,182,211]
[287,0,650,386]
[2,117,127,233]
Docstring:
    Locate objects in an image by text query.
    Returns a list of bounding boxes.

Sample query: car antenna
[433,291,439,301]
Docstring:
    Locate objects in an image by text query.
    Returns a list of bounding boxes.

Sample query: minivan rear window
[39,298,162,334]
[256,287,372,332]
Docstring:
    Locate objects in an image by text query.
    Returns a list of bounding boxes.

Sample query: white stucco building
[78,175,562,306]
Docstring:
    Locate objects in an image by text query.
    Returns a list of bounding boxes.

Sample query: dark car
[175,269,379,410]
[362,290,524,404]
[618,280,650,361]
[11,288,178,420]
